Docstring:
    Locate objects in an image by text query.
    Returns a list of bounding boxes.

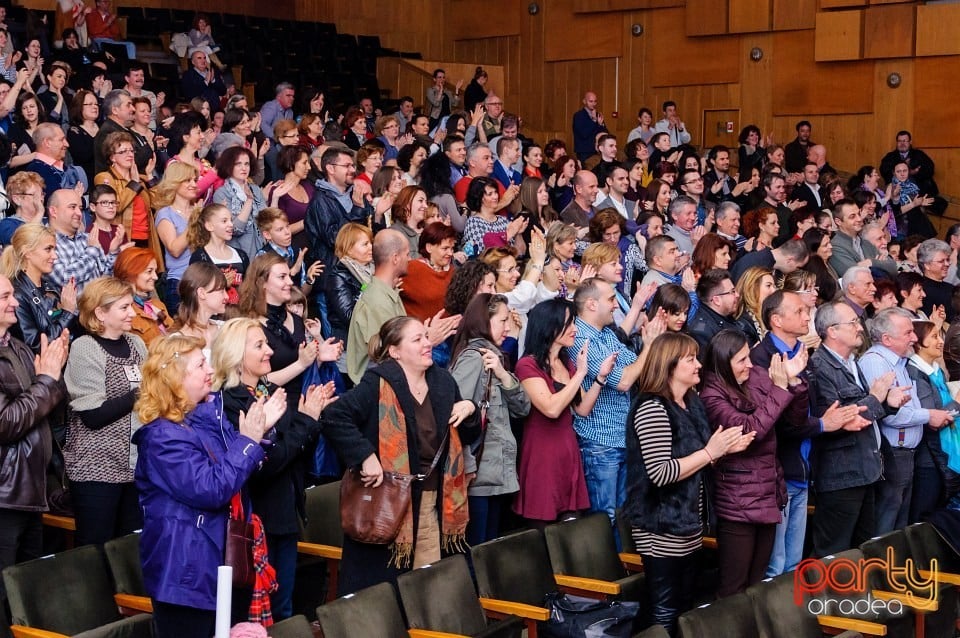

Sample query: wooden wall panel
[573,0,684,10]
[915,4,960,57]
[543,0,624,60]
[862,5,914,59]
[738,34,774,137]
[819,0,866,9]
[685,0,729,35]
[814,11,863,61]
[774,31,873,115]
[773,0,816,30]
[651,9,740,86]
[914,57,960,149]
[729,0,772,33]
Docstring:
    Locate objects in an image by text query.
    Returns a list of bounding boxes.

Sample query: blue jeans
[875,447,915,534]
[266,532,298,621]
[92,38,136,61]
[165,279,181,317]
[578,438,626,527]
[766,482,808,577]
[466,494,505,547]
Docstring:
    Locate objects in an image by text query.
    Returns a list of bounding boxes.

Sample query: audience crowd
[0,9,958,637]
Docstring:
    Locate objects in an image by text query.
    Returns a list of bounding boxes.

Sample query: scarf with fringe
[378,378,468,568]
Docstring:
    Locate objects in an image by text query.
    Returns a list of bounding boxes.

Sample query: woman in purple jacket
[133,335,281,638]
[699,329,808,597]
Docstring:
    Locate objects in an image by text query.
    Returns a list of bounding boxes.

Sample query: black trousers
[811,484,876,557]
[640,551,699,637]
[0,510,44,638]
[716,519,776,597]
[70,480,143,547]
[152,601,215,638]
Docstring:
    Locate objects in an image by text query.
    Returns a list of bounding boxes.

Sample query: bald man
[561,170,599,228]
[572,91,608,162]
[48,189,127,293]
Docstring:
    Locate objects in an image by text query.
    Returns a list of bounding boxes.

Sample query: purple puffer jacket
[133,394,266,610]
[699,368,801,525]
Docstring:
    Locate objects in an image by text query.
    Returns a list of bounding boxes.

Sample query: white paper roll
[215,565,232,638]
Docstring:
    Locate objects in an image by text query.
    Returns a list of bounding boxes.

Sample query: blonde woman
[0,223,77,352]
[64,277,145,546]
[152,162,200,313]
[734,267,777,346]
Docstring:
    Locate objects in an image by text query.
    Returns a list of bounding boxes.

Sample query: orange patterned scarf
[378,378,468,568]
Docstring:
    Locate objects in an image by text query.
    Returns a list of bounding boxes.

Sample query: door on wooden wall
[701,109,740,168]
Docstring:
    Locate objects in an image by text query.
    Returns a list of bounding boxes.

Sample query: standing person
[212,318,333,620]
[625,332,753,635]
[67,89,99,183]
[0,273,68,624]
[571,91,607,162]
[187,203,248,307]
[324,223,373,372]
[322,317,478,594]
[212,146,266,262]
[153,162,200,314]
[513,298,615,527]
[450,294,530,545]
[133,334,279,637]
[858,307,953,534]
[700,323,808,596]
[425,69,462,130]
[64,277,145,546]
[807,301,909,556]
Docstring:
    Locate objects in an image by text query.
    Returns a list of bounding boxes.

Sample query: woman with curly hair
[735,267,777,346]
[588,209,646,296]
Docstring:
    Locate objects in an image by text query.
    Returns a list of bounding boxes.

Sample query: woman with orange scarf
[323,316,478,595]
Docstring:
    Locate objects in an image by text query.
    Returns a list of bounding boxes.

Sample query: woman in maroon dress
[513,298,616,527]
[266,145,316,252]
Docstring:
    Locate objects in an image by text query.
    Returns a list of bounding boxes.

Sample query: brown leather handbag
[340,432,449,544]
[225,493,256,587]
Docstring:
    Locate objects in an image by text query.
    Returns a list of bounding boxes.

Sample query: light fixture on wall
[750,47,763,62]
[528,2,539,15]
[631,24,644,37]
[887,72,902,88]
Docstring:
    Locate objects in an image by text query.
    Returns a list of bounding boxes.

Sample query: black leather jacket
[0,335,65,510]
[12,272,78,354]
[324,261,363,344]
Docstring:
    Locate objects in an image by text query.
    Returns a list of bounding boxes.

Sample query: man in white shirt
[653,100,691,147]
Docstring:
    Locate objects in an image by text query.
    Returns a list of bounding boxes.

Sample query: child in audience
[257,207,322,295]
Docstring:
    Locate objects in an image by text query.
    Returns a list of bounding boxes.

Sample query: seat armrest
[554,574,620,596]
[618,552,644,573]
[478,598,550,622]
[918,569,960,586]
[297,541,342,560]
[817,615,887,637]
[701,536,718,550]
[115,593,153,615]
[408,631,470,638]
[11,627,70,638]
[41,514,76,531]
[870,589,938,612]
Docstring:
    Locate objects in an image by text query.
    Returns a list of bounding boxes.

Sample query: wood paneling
[652,9,740,86]
[773,0,816,30]
[775,30,873,114]
[814,11,863,61]
[685,0,729,35]
[863,5,914,59]
[573,0,684,10]
[819,0,866,9]
[729,0,772,33]
[543,0,624,60]
[447,0,522,41]
[915,4,960,57]
[914,57,960,149]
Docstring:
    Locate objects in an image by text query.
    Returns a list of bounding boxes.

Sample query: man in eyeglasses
[839,265,876,356]
[686,268,740,354]
[808,300,908,557]
[918,238,957,323]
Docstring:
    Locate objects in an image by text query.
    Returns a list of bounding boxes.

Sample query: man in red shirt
[87,0,136,61]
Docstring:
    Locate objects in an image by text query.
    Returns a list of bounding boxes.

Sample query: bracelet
[703,447,715,463]
[594,376,607,386]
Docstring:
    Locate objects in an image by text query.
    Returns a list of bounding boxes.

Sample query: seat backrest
[859,529,915,591]
[3,545,120,635]
[677,591,759,638]
[746,574,826,638]
[471,529,557,607]
[906,521,960,574]
[615,508,636,553]
[396,555,488,634]
[544,513,626,582]
[104,532,145,596]
[303,481,343,548]
[315,582,407,638]
[267,614,313,638]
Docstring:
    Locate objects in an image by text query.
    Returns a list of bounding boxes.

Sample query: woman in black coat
[323,317,479,595]
[324,223,373,350]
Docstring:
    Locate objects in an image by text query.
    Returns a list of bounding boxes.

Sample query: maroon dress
[513,355,590,521]
[278,179,315,252]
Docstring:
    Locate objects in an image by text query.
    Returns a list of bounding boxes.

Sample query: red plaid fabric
[247,513,278,626]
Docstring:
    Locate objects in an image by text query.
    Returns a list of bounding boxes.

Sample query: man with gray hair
[808,301,908,556]
[664,195,698,255]
[261,82,295,142]
[919,239,956,322]
[859,307,953,533]
[715,201,747,252]
[839,265,875,355]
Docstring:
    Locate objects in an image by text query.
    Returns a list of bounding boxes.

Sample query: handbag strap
[416,428,450,482]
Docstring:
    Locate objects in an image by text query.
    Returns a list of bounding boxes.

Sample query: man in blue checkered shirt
[47,189,124,295]
[572,278,647,527]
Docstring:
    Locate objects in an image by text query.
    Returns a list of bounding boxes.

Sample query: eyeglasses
[13,191,41,198]
[497,266,520,273]
[487,102,503,106]
[94,200,118,207]
[797,286,820,294]
[114,148,135,155]
[829,319,861,328]
[684,177,703,185]
[714,289,738,297]
[282,132,298,139]
[328,163,354,169]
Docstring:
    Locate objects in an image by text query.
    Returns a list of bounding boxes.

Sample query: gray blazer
[807,345,887,492]
[829,230,897,278]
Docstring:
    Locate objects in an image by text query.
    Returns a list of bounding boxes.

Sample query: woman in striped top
[623,332,754,636]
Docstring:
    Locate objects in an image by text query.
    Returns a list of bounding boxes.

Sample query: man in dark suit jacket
[879,130,939,196]
[807,300,906,557]
[784,120,813,174]
[181,50,225,115]
[793,162,823,214]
